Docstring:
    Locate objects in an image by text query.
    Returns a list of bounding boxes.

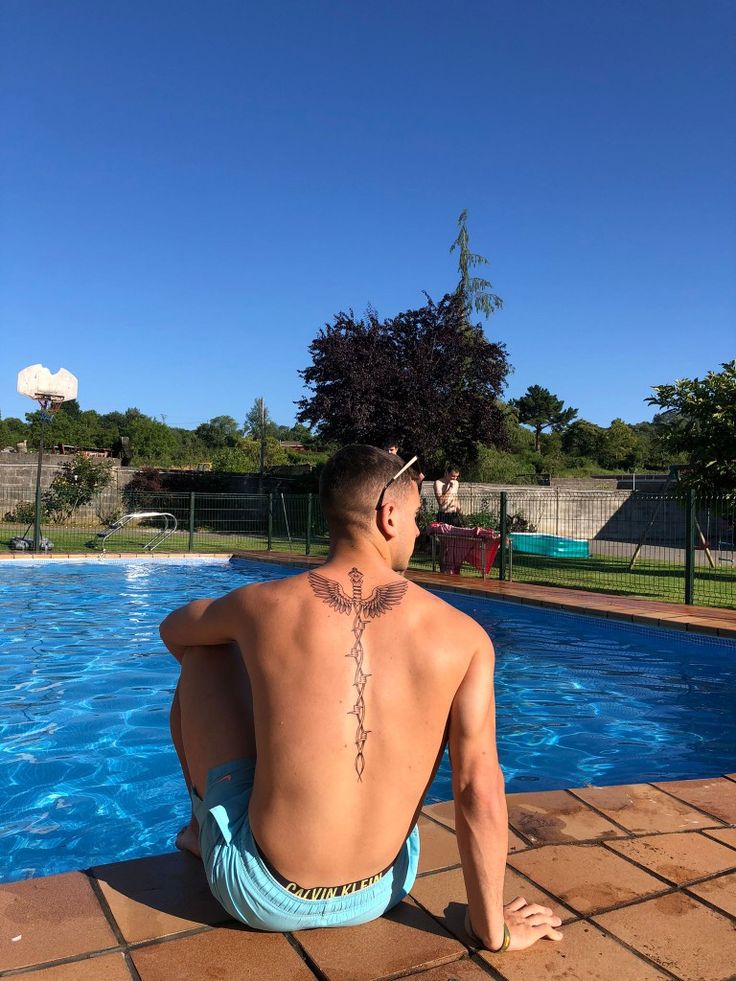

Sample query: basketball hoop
[17,364,78,414]
[15,364,79,552]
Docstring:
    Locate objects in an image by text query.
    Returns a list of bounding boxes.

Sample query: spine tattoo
[308,567,408,780]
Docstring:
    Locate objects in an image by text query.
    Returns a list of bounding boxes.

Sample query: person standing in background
[434,465,462,525]
[385,441,424,484]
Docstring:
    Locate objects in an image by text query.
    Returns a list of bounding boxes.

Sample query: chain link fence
[1,484,733,608]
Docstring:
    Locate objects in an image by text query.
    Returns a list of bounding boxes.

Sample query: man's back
[162,444,562,949]
[228,560,481,886]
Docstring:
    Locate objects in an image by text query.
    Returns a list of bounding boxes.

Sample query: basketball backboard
[17,364,78,406]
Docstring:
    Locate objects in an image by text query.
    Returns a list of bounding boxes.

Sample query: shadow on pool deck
[1,776,735,980]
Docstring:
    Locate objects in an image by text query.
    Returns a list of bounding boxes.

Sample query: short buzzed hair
[320,445,418,531]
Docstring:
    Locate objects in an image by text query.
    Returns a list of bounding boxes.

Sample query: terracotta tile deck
[2,778,735,980]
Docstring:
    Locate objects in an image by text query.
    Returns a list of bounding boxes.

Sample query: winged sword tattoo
[308,567,408,780]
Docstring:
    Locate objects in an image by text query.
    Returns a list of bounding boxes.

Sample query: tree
[297,290,510,471]
[126,416,182,466]
[598,419,645,471]
[211,437,288,473]
[243,398,279,440]
[42,455,113,523]
[509,385,578,451]
[561,420,605,461]
[450,210,503,321]
[194,415,240,449]
[0,416,28,450]
[646,360,736,495]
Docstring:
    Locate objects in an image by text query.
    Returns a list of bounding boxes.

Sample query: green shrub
[3,500,38,524]
[43,456,114,524]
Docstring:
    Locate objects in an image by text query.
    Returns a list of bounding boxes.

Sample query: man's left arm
[159,592,240,662]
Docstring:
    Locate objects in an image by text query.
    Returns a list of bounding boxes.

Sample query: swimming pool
[1,557,734,883]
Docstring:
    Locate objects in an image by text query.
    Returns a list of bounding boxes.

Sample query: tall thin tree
[450,209,503,320]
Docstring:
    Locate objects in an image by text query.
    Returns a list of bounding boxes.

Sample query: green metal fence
[1,484,733,609]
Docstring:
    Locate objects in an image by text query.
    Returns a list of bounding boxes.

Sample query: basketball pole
[17,367,79,552]
[33,400,50,552]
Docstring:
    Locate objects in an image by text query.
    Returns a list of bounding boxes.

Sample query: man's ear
[376,503,398,540]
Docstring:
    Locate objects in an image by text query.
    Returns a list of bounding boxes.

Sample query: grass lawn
[2,524,733,610]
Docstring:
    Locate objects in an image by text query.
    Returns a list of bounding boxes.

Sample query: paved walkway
[1,776,735,979]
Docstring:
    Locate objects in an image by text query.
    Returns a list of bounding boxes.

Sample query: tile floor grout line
[407,893,476,954]
[506,851,686,921]
[499,864,581,922]
[584,916,684,981]
[392,953,497,981]
[595,824,732,842]
[373,951,469,981]
[125,924,215,952]
[564,787,646,835]
[701,828,736,852]
[123,950,143,981]
[570,884,682,921]
[596,839,711,890]
[418,810,456,834]
[467,951,508,980]
[644,781,732,826]
[0,947,127,979]
[681,878,736,925]
[85,869,129,949]
[416,861,463,879]
[283,932,325,980]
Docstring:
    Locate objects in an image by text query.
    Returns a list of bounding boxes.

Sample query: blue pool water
[1,558,735,883]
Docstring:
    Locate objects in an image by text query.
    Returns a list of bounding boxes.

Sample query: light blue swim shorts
[190,757,420,931]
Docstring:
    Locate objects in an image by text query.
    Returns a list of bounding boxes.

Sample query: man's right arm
[449,625,563,952]
[449,628,508,950]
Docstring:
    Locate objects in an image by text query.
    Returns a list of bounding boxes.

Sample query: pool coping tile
[480,919,673,980]
[569,782,725,834]
[5,951,135,980]
[593,891,736,980]
[652,777,736,825]
[603,831,736,886]
[130,926,315,981]
[90,851,232,945]
[0,871,118,973]
[293,899,466,981]
[507,843,670,916]
[506,789,626,845]
[684,869,736,919]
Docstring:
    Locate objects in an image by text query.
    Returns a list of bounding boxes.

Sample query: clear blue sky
[2,0,734,431]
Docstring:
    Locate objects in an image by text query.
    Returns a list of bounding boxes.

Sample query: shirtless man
[434,464,462,526]
[160,445,562,950]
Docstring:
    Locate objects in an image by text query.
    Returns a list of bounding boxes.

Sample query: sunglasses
[375,455,419,511]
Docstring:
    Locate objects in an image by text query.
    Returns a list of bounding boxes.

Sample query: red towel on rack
[426,523,501,575]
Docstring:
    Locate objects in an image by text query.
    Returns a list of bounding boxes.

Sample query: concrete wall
[0,456,136,495]
[0,456,137,525]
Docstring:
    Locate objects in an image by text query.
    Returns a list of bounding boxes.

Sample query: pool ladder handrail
[94,511,178,551]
